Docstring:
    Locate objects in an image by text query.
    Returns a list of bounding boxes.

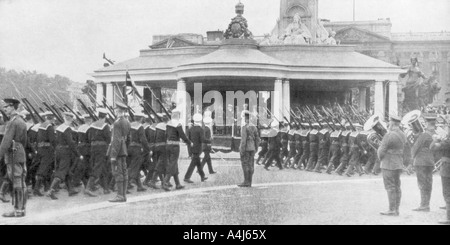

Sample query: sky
[1,0,449,84]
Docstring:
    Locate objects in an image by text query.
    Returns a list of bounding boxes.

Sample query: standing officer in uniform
[127,112,150,192]
[378,115,407,216]
[431,122,450,224]
[0,99,28,218]
[411,115,437,212]
[184,113,207,183]
[238,110,260,187]
[107,102,131,203]
[47,112,80,200]
[33,112,56,196]
[163,109,192,191]
[85,108,111,196]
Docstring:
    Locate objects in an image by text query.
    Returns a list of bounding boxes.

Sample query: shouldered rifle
[145,86,171,119]
[337,104,356,131]
[77,99,99,121]
[22,98,44,123]
[306,105,323,129]
[41,102,63,124]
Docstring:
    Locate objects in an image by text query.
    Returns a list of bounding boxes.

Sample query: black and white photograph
[0,0,449,227]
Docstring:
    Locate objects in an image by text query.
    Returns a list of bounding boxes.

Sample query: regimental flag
[124,71,142,108]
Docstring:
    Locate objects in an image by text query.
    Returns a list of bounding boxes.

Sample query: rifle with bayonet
[145,85,171,119]
[77,99,99,121]
[305,105,323,129]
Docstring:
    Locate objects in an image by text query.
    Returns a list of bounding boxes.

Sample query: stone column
[273,79,283,121]
[282,80,290,123]
[374,80,385,118]
[96,83,104,106]
[388,80,399,116]
[106,83,114,105]
[177,79,187,129]
[359,87,367,112]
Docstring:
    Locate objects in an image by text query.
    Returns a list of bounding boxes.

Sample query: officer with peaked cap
[238,110,259,187]
[0,99,28,217]
[184,113,207,183]
[411,114,437,212]
[107,102,131,202]
[379,114,407,216]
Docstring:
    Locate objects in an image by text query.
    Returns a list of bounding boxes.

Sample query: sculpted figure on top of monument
[224,1,253,39]
[282,13,312,45]
[316,19,329,44]
[324,31,338,45]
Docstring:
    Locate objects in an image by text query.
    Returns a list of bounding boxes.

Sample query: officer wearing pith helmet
[0,99,28,217]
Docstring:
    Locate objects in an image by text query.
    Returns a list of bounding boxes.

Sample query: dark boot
[46,178,61,200]
[109,181,126,203]
[66,177,79,197]
[109,179,116,192]
[33,177,44,197]
[380,191,398,216]
[313,162,322,173]
[238,166,249,187]
[148,172,160,189]
[174,175,184,190]
[136,178,147,192]
[143,170,153,187]
[162,175,171,192]
[84,177,97,197]
[0,181,10,203]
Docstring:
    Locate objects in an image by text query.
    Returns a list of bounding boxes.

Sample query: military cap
[134,111,146,118]
[203,117,213,124]
[63,112,75,118]
[115,102,128,110]
[97,108,109,115]
[82,114,92,119]
[242,110,251,116]
[3,98,20,106]
[389,114,402,122]
[423,114,437,122]
[193,113,203,122]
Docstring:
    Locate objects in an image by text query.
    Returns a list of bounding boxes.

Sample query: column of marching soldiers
[0,92,219,208]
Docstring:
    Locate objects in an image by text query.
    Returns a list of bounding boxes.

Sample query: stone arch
[286,4,310,18]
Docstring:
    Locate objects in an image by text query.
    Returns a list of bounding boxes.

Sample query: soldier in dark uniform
[344,124,365,177]
[283,124,297,168]
[0,99,28,217]
[326,123,342,174]
[256,137,268,165]
[107,102,131,203]
[238,110,259,187]
[85,108,111,197]
[430,122,450,224]
[163,109,192,191]
[184,113,207,183]
[305,123,320,171]
[411,115,437,212]
[201,116,216,174]
[379,115,407,216]
[47,112,81,200]
[143,115,156,186]
[263,121,283,171]
[73,114,93,190]
[314,123,331,173]
[289,126,302,169]
[296,123,310,170]
[279,122,289,165]
[33,112,57,197]
[335,123,351,175]
[127,112,150,192]
[148,114,168,189]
